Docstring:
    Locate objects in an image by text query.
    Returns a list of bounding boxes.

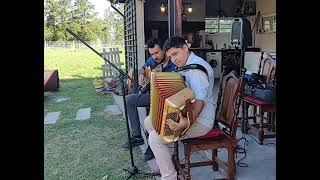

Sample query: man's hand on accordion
[166,113,189,131]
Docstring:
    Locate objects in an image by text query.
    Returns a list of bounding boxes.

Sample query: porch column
[175,0,182,36]
[168,0,175,37]
[168,0,182,37]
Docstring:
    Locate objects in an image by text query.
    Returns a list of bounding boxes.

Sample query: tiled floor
[113,78,276,180]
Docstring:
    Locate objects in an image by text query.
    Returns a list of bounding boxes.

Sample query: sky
[88,0,110,19]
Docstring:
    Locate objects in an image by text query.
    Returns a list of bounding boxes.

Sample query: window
[261,14,276,33]
[263,20,271,32]
[219,19,233,33]
[205,18,219,33]
[205,18,233,33]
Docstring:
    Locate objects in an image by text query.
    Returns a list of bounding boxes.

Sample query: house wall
[138,0,276,61]
[144,0,205,22]
[253,0,276,52]
[136,0,146,69]
[206,0,237,17]
[205,0,276,51]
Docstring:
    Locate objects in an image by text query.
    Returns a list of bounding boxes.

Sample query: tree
[69,0,98,41]
[103,4,124,43]
[89,18,110,43]
[44,0,99,41]
[44,0,124,43]
[44,0,73,41]
[114,6,124,43]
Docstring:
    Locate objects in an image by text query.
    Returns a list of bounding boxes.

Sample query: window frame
[205,17,234,34]
[260,13,276,34]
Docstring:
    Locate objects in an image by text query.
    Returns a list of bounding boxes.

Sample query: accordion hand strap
[181,99,194,137]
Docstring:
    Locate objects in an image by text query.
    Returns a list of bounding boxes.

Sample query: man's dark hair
[163,36,187,53]
[146,37,163,49]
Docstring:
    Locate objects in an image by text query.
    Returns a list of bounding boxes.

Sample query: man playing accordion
[144,36,217,180]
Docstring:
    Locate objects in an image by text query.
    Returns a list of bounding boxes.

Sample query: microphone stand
[66,28,158,180]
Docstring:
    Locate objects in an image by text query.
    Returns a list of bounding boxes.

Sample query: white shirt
[179,52,216,128]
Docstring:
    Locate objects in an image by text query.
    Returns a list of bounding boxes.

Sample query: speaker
[231,18,252,48]
[44,70,60,91]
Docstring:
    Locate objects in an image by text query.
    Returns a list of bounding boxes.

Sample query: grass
[44,50,154,180]
[44,50,125,80]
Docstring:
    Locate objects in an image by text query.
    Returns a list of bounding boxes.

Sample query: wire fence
[44,41,124,51]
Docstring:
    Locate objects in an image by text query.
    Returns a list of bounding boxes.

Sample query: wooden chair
[241,55,276,144]
[173,71,243,180]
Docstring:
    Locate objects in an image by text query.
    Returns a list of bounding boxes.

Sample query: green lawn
[44,50,154,180]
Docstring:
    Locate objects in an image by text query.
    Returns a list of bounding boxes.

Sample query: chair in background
[173,71,243,180]
[241,54,276,144]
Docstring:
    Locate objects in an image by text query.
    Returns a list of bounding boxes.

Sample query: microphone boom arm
[66,28,138,87]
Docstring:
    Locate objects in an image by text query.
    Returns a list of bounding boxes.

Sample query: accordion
[150,72,195,143]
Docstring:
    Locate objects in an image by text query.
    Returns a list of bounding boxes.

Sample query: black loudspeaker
[44,70,60,91]
[231,18,252,48]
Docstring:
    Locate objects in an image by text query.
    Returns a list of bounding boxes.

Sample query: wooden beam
[175,0,182,36]
[168,0,175,37]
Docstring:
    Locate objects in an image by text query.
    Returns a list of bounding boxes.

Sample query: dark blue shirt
[142,57,177,72]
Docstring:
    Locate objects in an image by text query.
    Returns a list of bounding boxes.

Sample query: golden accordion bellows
[150,72,196,143]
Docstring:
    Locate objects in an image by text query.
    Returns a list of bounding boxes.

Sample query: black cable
[235,132,251,167]
[247,132,276,146]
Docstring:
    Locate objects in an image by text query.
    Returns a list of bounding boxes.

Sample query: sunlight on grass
[44,50,154,180]
[44,50,126,80]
